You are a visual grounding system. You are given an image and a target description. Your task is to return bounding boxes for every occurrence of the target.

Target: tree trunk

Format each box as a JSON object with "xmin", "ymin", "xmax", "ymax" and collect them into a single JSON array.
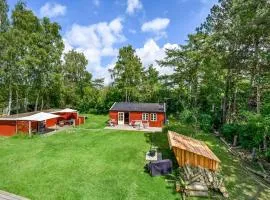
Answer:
[
  {"xmin": 222, "ymin": 69, "xmax": 231, "ymax": 124},
  {"xmin": 254, "ymin": 36, "xmax": 261, "ymax": 114},
  {"xmin": 125, "ymin": 88, "xmax": 128, "ymax": 102},
  {"xmin": 252, "ymin": 147, "xmax": 256, "ymax": 161},
  {"xmin": 233, "ymin": 135, "xmax": 238, "ymax": 147},
  {"xmin": 7, "ymin": 85, "xmax": 12, "ymax": 116},
  {"xmin": 227, "ymin": 101, "xmax": 231, "ymax": 123},
  {"xmin": 16, "ymin": 89, "xmax": 19, "ymax": 114},
  {"xmin": 256, "ymin": 84, "xmax": 260, "ymax": 114},
  {"xmin": 41, "ymin": 96, "xmax": 44, "ymax": 111},
  {"xmin": 232, "ymin": 87, "xmax": 237, "ymax": 122},
  {"xmin": 24, "ymin": 93, "xmax": 28, "ymax": 112},
  {"xmin": 263, "ymin": 133, "xmax": 267, "ymax": 152},
  {"xmin": 34, "ymin": 93, "xmax": 39, "ymax": 111}
]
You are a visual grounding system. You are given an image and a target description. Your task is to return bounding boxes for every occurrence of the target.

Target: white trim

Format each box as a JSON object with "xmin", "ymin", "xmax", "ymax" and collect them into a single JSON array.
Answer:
[
  {"xmin": 150, "ymin": 113, "xmax": 157, "ymax": 121},
  {"xmin": 109, "ymin": 102, "xmax": 117, "ymax": 110},
  {"xmin": 52, "ymin": 108, "xmax": 77, "ymax": 113},
  {"xmin": 142, "ymin": 113, "xmax": 149, "ymax": 121}
]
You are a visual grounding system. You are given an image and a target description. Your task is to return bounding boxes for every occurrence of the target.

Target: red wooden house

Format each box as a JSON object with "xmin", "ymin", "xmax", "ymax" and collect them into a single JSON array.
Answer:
[{"xmin": 109, "ymin": 102, "xmax": 166, "ymax": 127}]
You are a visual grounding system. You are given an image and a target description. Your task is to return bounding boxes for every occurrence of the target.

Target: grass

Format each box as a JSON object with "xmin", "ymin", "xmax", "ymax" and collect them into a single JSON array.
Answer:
[
  {"xmin": 0, "ymin": 114, "xmax": 177, "ymax": 200},
  {"xmin": 0, "ymin": 114, "xmax": 270, "ymax": 199}
]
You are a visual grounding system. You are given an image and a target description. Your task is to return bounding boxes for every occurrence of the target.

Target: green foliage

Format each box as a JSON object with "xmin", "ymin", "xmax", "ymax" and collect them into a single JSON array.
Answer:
[
  {"xmin": 221, "ymin": 123, "xmax": 240, "ymax": 142},
  {"xmin": 110, "ymin": 45, "xmax": 144, "ymax": 102},
  {"xmin": 179, "ymin": 109, "xmax": 196, "ymax": 125},
  {"xmin": 199, "ymin": 113, "xmax": 212, "ymax": 132},
  {"xmin": 0, "ymin": 0, "xmax": 9, "ymax": 32}
]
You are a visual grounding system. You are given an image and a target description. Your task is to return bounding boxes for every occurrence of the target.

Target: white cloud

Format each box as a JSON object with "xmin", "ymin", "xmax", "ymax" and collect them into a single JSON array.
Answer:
[
  {"xmin": 141, "ymin": 18, "xmax": 170, "ymax": 39},
  {"xmin": 93, "ymin": 0, "xmax": 100, "ymax": 7},
  {"xmin": 141, "ymin": 18, "xmax": 170, "ymax": 32},
  {"xmin": 126, "ymin": 0, "xmax": 142, "ymax": 15},
  {"xmin": 64, "ymin": 18, "xmax": 125, "ymax": 84},
  {"xmin": 64, "ymin": 18, "xmax": 178, "ymax": 85},
  {"xmin": 40, "ymin": 2, "xmax": 66, "ymax": 18},
  {"xmin": 136, "ymin": 39, "xmax": 179, "ymax": 75}
]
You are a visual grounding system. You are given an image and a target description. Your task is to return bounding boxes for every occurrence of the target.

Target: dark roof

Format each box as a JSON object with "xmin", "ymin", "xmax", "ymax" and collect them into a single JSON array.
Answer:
[{"xmin": 110, "ymin": 102, "xmax": 166, "ymax": 113}]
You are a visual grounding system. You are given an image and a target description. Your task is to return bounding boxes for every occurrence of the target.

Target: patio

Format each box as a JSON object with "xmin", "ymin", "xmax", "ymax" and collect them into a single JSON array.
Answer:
[{"xmin": 104, "ymin": 124, "xmax": 162, "ymax": 132}]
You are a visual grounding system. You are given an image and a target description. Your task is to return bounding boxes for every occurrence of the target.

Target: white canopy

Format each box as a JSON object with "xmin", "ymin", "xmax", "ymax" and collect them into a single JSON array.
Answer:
[
  {"xmin": 19, "ymin": 112, "xmax": 59, "ymax": 121},
  {"xmin": 53, "ymin": 108, "xmax": 77, "ymax": 113}
]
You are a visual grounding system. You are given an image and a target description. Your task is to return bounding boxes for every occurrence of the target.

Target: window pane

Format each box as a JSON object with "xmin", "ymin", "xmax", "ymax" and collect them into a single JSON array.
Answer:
[
  {"xmin": 151, "ymin": 113, "xmax": 157, "ymax": 121},
  {"xmin": 142, "ymin": 113, "xmax": 148, "ymax": 120}
]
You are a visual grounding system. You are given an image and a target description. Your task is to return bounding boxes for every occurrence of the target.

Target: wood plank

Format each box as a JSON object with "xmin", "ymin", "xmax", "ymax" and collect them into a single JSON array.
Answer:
[{"xmin": 0, "ymin": 190, "xmax": 29, "ymax": 200}]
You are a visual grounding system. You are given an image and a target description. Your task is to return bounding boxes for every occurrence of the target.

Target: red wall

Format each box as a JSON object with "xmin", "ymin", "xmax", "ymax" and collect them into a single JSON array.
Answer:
[
  {"xmin": 17, "ymin": 121, "xmax": 31, "ymax": 133},
  {"xmin": 0, "ymin": 120, "xmax": 17, "ymax": 136},
  {"xmin": 46, "ymin": 118, "xmax": 58, "ymax": 128},
  {"xmin": 54, "ymin": 112, "xmax": 78, "ymax": 121},
  {"xmin": 129, "ymin": 112, "xmax": 165, "ymax": 127},
  {"xmin": 79, "ymin": 116, "xmax": 85, "ymax": 124},
  {"xmin": 109, "ymin": 111, "xmax": 118, "ymax": 123},
  {"xmin": 75, "ymin": 116, "xmax": 86, "ymax": 125},
  {"xmin": 109, "ymin": 111, "xmax": 165, "ymax": 127}
]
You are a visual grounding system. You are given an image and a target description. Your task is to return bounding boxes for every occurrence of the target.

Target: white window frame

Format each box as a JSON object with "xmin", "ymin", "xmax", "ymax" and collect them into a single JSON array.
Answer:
[
  {"xmin": 142, "ymin": 113, "xmax": 149, "ymax": 121},
  {"xmin": 150, "ymin": 113, "xmax": 157, "ymax": 121}
]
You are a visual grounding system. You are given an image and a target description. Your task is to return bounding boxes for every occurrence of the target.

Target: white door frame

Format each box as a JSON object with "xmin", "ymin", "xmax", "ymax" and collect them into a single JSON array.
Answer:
[{"xmin": 118, "ymin": 112, "xmax": 124, "ymax": 125}]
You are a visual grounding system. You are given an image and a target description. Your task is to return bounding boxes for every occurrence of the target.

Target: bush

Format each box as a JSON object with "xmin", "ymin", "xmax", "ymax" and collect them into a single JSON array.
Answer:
[
  {"xmin": 221, "ymin": 123, "xmax": 239, "ymax": 142},
  {"xmin": 199, "ymin": 114, "xmax": 212, "ymax": 132},
  {"xmin": 179, "ymin": 109, "xmax": 198, "ymax": 125}
]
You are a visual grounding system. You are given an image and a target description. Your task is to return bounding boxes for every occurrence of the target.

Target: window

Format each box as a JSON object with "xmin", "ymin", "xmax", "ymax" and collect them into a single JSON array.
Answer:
[
  {"xmin": 142, "ymin": 113, "xmax": 149, "ymax": 121},
  {"xmin": 150, "ymin": 113, "xmax": 157, "ymax": 121}
]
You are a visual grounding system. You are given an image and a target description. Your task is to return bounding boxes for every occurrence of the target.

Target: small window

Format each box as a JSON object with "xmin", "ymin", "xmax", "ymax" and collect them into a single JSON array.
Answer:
[
  {"xmin": 150, "ymin": 113, "xmax": 157, "ymax": 121},
  {"xmin": 142, "ymin": 113, "xmax": 149, "ymax": 121}
]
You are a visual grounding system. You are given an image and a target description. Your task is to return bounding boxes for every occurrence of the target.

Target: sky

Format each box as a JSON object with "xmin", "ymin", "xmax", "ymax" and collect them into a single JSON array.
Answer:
[{"xmin": 7, "ymin": 0, "xmax": 218, "ymax": 84}]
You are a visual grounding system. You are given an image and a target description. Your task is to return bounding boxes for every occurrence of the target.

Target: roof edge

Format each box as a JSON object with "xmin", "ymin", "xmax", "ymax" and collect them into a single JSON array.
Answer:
[
  {"xmin": 109, "ymin": 102, "xmax": 117, "ymax": 111},
  {"xmin": 168, "ymin": 131, "xmax": 221, "ymax": 162}
]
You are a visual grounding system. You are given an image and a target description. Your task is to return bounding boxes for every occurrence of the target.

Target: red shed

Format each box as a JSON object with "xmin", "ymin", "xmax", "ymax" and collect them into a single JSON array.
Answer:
[
  {"xmin": 51, "ymin": 108, "xmax": 85, "ymax": 126},
  {"xmin": 0, "ymin": 112, "xmax": 59, "ymax": 136},
  {"xmin": 109, "ymin": 102, "xmax": 166, "ymax": 127}
]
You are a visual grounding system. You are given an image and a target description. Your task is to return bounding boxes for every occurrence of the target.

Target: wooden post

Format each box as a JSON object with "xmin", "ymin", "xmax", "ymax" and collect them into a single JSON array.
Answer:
[
  {"xmin": 15, "ymin": 120, "xmax": 18, "ymax": 134},
  {"xmin": 29, "ymin": 121, "xmax": 32, "ymax": 137},
  {"xmin": 233, "ymin": 135, "xmax": 238, "ymax": 146},
  {"xmin": 251, "ymin": 148, "xmax": 256, "ymax": 160}
]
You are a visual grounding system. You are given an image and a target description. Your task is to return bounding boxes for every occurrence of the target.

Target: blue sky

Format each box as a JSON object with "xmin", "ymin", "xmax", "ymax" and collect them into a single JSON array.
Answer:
[{"xmin": 7, "ymin": 0, "xmax": 218, "ymax": 83}]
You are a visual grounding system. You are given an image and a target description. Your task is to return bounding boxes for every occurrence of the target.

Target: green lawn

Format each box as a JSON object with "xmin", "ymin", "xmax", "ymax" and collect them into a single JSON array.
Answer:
[
  {"xmin": 0, "ymin": 114, "xmax": 177, "ymax": 200},
  {"xmin": 0, "ymin": 114, "xmax": 270, "ymax": 200}
]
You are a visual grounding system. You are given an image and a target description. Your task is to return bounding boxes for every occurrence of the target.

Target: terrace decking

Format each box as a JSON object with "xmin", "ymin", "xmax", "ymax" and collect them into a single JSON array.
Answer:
[
  {"xmin": 104, "ymin": 125, "xmax": 162, "ymax": 132},
  {"xmin": 0, "ymin": 190, "xmax": 29, "ymax": 200}
]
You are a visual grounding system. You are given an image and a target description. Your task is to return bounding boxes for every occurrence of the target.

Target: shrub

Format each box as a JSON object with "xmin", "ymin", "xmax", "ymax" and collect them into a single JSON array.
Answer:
[
  {"xmin": 199, "ymin": 114, "xmax": 212, "ymax": 132},
  {"xmin": 221, "ymin": 123, "xmax": 239, "ymax": 142},
  {"xmin": 179, "ymin": 109, "xmax": 198, "ymax": 125}
]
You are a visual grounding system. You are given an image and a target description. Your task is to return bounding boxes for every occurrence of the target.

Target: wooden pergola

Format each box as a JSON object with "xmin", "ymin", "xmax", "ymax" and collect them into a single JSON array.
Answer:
[{"xmin": 168, "ymin": 131, "xmax": 220, "ymax": 171}]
